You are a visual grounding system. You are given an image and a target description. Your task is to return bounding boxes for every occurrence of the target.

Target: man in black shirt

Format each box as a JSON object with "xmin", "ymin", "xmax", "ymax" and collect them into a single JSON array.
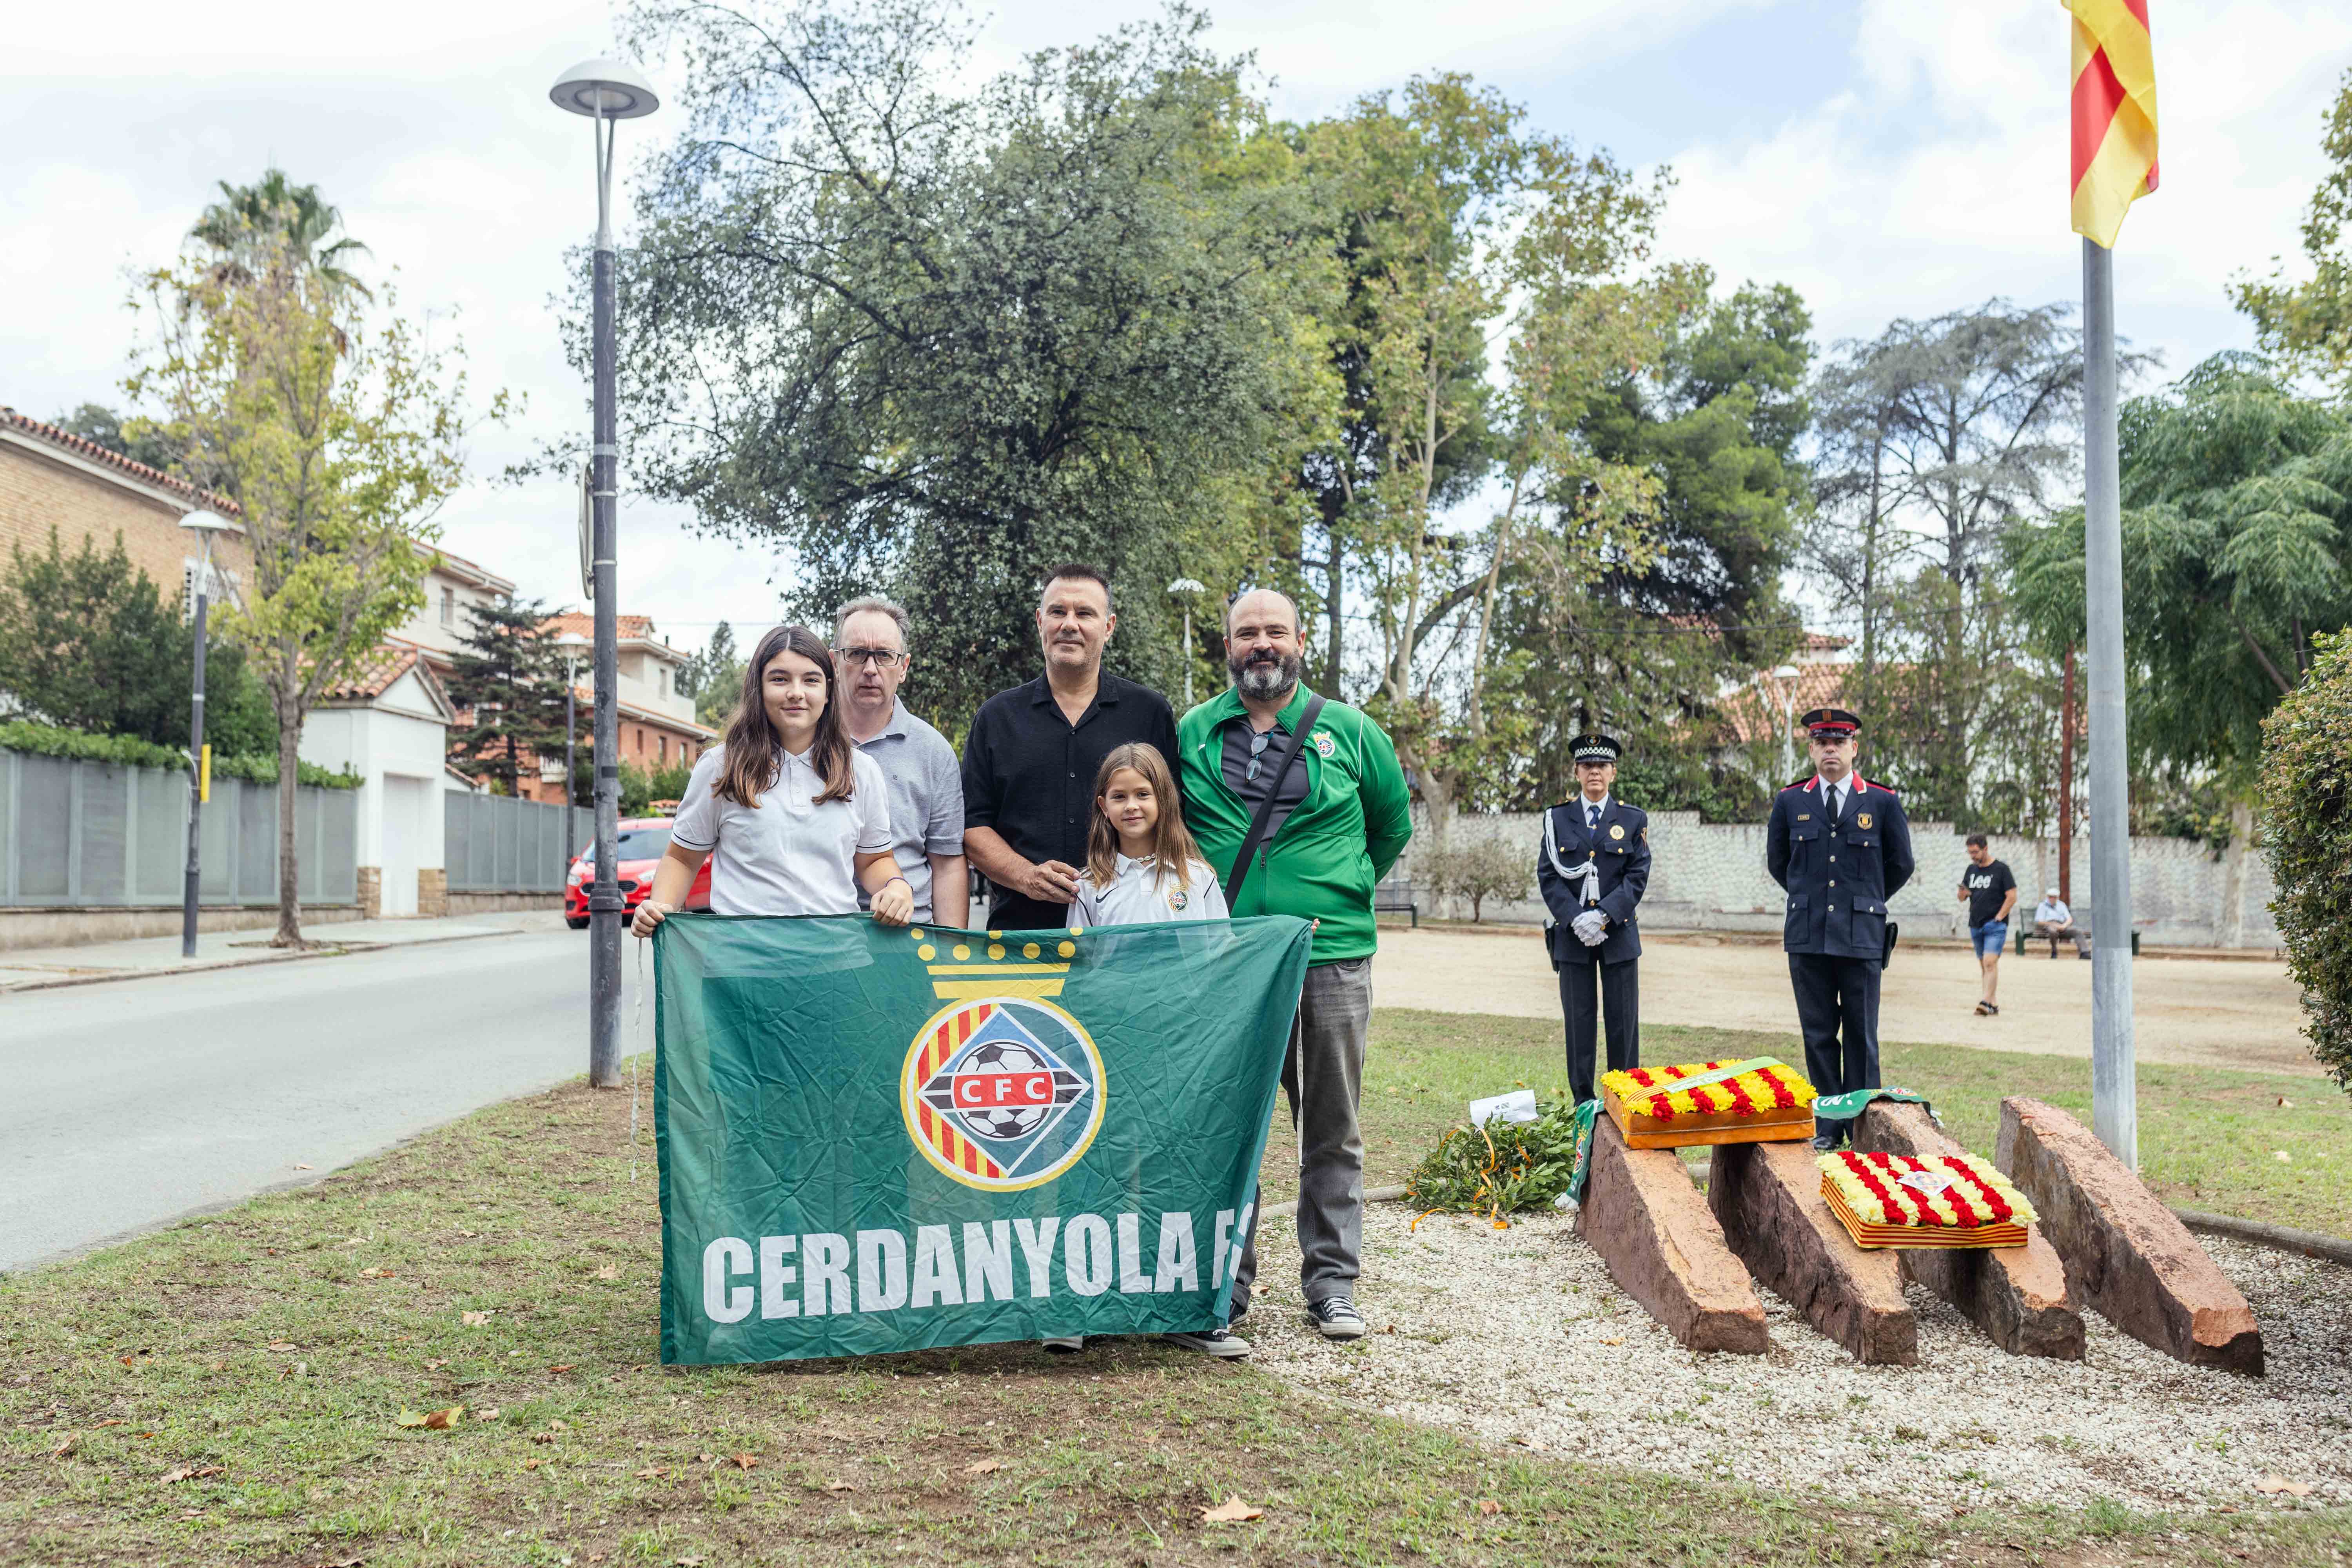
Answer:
[
  {"xmin": 961, "ymin": 564, "xmax": 1180, "ymax": 930},
  {"xmin": 1956, "ymin": 833, "xmax": 2018, "ymax": 1016}
]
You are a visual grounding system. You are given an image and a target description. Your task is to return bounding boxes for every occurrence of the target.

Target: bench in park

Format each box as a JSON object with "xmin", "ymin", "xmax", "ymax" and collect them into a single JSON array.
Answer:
[{"xmin": 1374, "ymin": 877, "xmax": 1420, "ymax": 927}]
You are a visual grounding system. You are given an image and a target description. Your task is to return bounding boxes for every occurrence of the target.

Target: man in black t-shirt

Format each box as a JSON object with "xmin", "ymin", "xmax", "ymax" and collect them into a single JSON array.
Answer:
[{"xmin": 1956, "ymin": 833, "xmax": 2018, "ymax": 1016}]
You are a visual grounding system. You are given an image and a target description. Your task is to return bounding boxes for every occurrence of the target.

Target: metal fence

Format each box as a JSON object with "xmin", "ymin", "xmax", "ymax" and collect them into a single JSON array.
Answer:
[
  {"xmin": 443, "ymin": 790, "xmax": 573, "ymax": 893},
  {"xmin": 0, "ymin": 748, "xmax": 359, "ymax": 907}
]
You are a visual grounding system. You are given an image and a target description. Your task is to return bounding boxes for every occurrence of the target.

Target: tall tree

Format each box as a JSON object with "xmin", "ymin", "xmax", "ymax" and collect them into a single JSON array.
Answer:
[
  {"xmin": 129, "ymin": 228, "xmax": 488, "ymax": 946},
  {"xmin": 2010, "ymin": 354, "xmax": 2352, "ymax": 934},
  {"xmin": 191, "ymin": 168, "xmax": 374, "ymax": 299},
  {"xmin": 2234, "ymin": 66, "xmax": 2352, "ymax": 396},
  {"xmin": 446, "ymin": 597, "xmax": 570, "ymax": 796},
  {"xmin": 603, "ymin": 0, "xmax": 1321, "ymax": 722},
  {"xmin": 0, "ymin": 526, "xmax": 271, "ymax": 755},
  {"xmin": 678, "ymin": 620, "xmax": 745, "ymax": 729}
]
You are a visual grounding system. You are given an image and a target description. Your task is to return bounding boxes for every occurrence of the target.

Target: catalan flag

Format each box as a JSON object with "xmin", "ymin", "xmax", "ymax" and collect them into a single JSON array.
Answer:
[{"xmin": 2068, "ymin": 0, "xmax": 2159, "ymax": 247}]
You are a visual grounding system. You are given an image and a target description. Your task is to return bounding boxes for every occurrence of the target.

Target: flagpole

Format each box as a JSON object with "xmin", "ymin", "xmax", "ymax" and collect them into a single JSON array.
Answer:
[{"xmin": 2082, "ymin": 235, "xmax": 2136, "ymax": 1168}]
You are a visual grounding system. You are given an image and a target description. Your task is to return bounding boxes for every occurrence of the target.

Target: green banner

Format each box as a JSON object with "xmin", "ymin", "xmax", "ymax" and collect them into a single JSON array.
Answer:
[{"xmin": 653, "ymin": 912, "xmax": 1313, "ymax": 1364}]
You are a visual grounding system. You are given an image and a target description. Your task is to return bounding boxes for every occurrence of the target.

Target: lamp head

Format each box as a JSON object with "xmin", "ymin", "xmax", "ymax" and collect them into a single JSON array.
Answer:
[
  {"xmin": 550, "ymin": 58, "xmax": 661, "ymax": 120},
  {"xmin": 178, "ymin": 508, "xmax": 236, "ymax": 535}
]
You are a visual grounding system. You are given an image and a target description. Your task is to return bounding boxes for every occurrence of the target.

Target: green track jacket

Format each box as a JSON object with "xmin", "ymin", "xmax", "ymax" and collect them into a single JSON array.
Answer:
[{"xmin": 1175, "ymin": 685, "xmax": 1414, "ymax": 965}]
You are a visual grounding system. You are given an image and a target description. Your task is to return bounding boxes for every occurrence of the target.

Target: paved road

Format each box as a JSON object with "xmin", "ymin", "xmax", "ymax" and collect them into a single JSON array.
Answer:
[{"xmin": 0, "ymin": 924, "xmax": 612, "ymax": 1273}]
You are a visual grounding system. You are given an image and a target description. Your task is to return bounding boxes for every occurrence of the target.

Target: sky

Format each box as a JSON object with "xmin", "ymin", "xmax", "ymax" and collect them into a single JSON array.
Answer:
[{"xmin": 5, "ymin": 0, "xmax": 2348, "ymax": 654}]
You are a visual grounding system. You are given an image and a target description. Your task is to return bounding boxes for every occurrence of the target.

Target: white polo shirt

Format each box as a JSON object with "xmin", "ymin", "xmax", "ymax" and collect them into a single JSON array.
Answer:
[
  {"xmin": 1071, "ymin": 855, "xmax": 1230, "ymax": 927},
  {"xmin": 671, "ymin": 742, "xmax": 893, "ymax": 916}
]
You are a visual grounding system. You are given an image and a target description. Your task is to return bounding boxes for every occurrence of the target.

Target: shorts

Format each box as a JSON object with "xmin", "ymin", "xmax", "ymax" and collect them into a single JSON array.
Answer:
[{"xmin": 1971, "ymin": 921, "xmax": 2009, "ymax": 959}]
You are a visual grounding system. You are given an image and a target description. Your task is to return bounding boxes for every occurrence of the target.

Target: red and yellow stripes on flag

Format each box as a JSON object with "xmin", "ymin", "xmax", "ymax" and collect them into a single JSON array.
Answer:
[
  {"xmin": 914, "ymin": 1004, "xmax": 1005, "ymax": 1180},
  {"xmin": 2067, "ymin": 0, "xmax": 2158, "ymax": 247}
]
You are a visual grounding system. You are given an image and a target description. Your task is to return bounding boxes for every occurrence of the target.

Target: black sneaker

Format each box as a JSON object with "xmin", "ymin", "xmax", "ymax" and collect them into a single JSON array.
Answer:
[
  {"xmin": 1306, "ymin": 1296, "xmax": 1367, "ymax": 1340},
  {"xmin": 1162, "ymin": 1327, "xmax": 1252, "ymax": 1359},
  {"xmin": 1040, "ymin": 1335, "xmax": 1084, "ymax": 1354},
  {"xmin": 1809, "ymin": 1133, "xmax": 1844, "ymax": 1152}
]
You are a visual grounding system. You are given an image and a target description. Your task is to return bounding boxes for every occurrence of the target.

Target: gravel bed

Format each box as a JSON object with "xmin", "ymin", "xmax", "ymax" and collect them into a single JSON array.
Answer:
[{"xmin": 1244, "ymin": 1205, "xmax": 2352, "ymax": 1514}]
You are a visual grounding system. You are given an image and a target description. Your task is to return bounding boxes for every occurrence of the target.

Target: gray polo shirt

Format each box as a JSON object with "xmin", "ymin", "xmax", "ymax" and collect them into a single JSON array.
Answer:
[{"xmin": 852, "ymin": 699, "xmax": 965, "ymax": 920}]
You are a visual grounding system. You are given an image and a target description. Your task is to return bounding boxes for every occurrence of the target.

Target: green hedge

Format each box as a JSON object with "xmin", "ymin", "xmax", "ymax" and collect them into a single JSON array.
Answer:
[
  {"xmin": 2259, "ymin": 629, "xmax": 2352, "ymax": 1093},
  {"xmin": 0, "ymin": 720, "xmax": 362, "ymax": 791}
]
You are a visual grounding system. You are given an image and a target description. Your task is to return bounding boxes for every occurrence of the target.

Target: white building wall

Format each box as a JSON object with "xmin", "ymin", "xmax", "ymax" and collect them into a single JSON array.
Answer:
[
  {"xmin": 299, "ymin": 670, "xmax": 453, "ymax": 916},
  {"xmin": 1401, "ymin": 809, "xmax": 2281, "ymax": 950}
]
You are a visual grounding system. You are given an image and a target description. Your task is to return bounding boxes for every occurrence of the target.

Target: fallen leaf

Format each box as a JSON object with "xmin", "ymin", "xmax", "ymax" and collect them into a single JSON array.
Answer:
[
  {"xmin": 728, "ymin": 1452, "xmax": 759, "ymax": 1470},
  {"xmin": 593, "ymin": 1265, "xmax": 620, "ymax": 1281},
  {"xmin": 1201, "ymin": 1495, "xmax": 1262, "ymax": 1523},
  {"xmin": 294, "ymin": 1163, "xmax": 312, "ymax": 1171},
  {"xmin": 2273, "ymin": 1150, "xmax": 2292, "ymax": 1163},
  {"xmin": 457, "ymin": 1229, "xmax": 478, "ymax": 1238},
  {"xmin": 1478, "ymin": 1499, "xmax": 1501, "ymax": 1515},
  {"xmin": 825, "ymin": 1479, "xmax": 856, "ymax": 1492},
  {"xmin": 474, "ymin": 1408, "xmax": 501, "ymax": 1421},
  {"xmin": 359, "ymin": 1268, "xmax": 396, "ymax": 1279},
  {"xmin": 421, "ymin": 1406, "xmax": 463, "ymax": 1431},
  {"xmin": 1601, "ymin": 1337, "xmax": 1624, "ymax": 1346},
  {"xmin": 266, "ymin": 1341, "xmax": 297, "ymax": 1352},
  {"xmin": 675, "ymin": 1557, "xmax": 706, "ymax": 1567},
  {"xmin": 461, "ymin": 1312, "xmax": 492, "ymax": 1327},
  {"xmin": 634, "ymin": 1466, "xmax": 669, "ymax": 1479},
  {"xmin": 532, "ymin": 1432, "xmax": 556, "ymax": 1445},
  {"xmin": 162, "ymin": 1464, "xmax": 223, "ymax": 1482},
  {"xmin": 136, "ymin": 1431, "xmax": 156, "ymax": 1439},
  {"xmin": 523, "ymin": 1459, "xmax": 543, "ymax": 1471},
  {"xmin": 118, "ymin": 1356, "xmax": 136, "ymax": 1368},
  {"xmin": 2254, "ymin": 1476, "xmax": 2315, "ymax": 1497},
  {"xmin": 548, "ymin": 1364, "xmax": 575, "ymax": 1374},
  {"xmin": 323, "ymin": 1557, "xmax": 364, "ymax": 1567},
  {"xmin": 963, "ymin": 1458, "xmax": 1003, "ymax": 1475},
  {"xmin": 48, "ymin": 1433, "xmax": 78, "ymax": 1459},
  {"xmin": 94, "ymin": 1419, "xmax": 124, "ymax": 1428},
  {"xmin": 697, "ymin": 1452, "xmax": 715, "ymax": 1464},
  {"xmin": 208, "ymin": 1361, "xmax": 225, "ymax": 1372},
  {"xmin": 2279, "ymin": 1096, "xmax": 2295, "ymax": 1109},
  {"xmin": 423, "ymin": 1359, "xmax": 448, "ymax": 1371}
]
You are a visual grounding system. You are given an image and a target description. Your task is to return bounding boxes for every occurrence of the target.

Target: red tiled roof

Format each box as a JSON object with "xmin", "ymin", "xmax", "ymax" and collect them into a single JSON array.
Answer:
[
  {"xmin": 0, "ymin": 406, "xmax": 240, "ymax": 515},
  {"xmin": 543, "ymin": 610, "xmax": 661, "ymax": 643},
  {"xmin": 427, "ymin": 545, "xmax": 515, "ymax": 593},
  {"xmin": 317, "ymin": 641, "xmax": 451, "ymax": 711},
  {"xmin": 1716, "ymin": 664, "xmax": 1855, "ymax": 748}
]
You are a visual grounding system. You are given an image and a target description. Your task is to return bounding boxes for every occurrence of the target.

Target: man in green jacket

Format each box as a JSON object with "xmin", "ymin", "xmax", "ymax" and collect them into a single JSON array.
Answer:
[{"xmin": 1177, "ymin": 588, "xmax": 1413, "ymax": 1341}]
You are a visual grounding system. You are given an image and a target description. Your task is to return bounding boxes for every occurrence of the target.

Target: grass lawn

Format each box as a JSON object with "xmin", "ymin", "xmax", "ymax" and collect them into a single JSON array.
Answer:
[
  {"xmin": 2, "ymin": 1019, "xmax": 2346, "ymax": 1566},
  {"xmin": 1256, "ymin": 1012, "xmax": 2352, "ymax": 1237}
]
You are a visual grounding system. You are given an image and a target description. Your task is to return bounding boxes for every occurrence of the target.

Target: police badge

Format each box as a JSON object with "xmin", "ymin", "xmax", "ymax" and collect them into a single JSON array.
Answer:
[{"xmin": 1857, "ymin": 812, "xmax": 1873, "ymax": 829}]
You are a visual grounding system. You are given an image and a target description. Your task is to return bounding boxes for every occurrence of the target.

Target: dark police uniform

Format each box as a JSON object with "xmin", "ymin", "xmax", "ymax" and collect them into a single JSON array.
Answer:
[
  {"xmin": 1765, "ymin": 708, "xmax": 1914, "ymax": 1145},
  {"xmin": 1536, "ymin": 734, "xmax": 1649, "ymax": 1104}
]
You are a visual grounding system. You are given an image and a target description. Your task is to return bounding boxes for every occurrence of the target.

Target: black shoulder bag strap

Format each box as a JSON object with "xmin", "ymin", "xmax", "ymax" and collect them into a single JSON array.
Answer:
[{"xmin": 1224, "ymin": 695, "xmax": 1327, "ymax": 907}]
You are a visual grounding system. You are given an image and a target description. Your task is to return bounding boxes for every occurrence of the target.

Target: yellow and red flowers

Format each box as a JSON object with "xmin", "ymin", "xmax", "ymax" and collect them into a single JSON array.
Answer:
[
  {"xmin": 1601, "ymin": 1060, "xmax": 1817, "ymax": 1123},
  {"xmin": 1819, "ymin": 1149, "xmax": 2038, "ymax": 1249}
]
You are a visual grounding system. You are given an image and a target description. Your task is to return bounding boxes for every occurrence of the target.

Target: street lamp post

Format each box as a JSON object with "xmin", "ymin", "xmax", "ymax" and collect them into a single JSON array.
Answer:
[
  {"xmin": 179, "ymin": 509, "xmax": 237, "ymax": 958},
  {"xmin": 1770, "ymin": 664, "xmax": 1801, "ymax": 784},
  {"xmin": 551, "ymin": 57, "xmax": 661, "ymax": 1089},
  {"xmin": 1167, "ymin": 578, "xmax": 1205, "ymax": 708},
  {"xmin": 555, "ymin": 632, "xmax": 586, "ymax": 868}
]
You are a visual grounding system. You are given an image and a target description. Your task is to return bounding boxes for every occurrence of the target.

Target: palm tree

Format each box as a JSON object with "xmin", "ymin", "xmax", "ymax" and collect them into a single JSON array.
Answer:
[{"xmin": 190, "ymin": 169, "xmax": 373, "ymax": 299}]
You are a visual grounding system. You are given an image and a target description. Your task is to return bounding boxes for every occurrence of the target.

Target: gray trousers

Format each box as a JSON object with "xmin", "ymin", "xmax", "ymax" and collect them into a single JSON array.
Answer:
[{"xmin": 1235, "ymin": 956, "xmax": 1372, "ymax": 1314}]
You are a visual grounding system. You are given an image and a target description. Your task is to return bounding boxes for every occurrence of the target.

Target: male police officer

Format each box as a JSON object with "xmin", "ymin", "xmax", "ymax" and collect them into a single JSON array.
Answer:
[
  {"xmin": 1766, "ymin": 707, "xmax": 1914, "ymax": 1149},
  {"xmin": 1537, "ymin": 734, "xmax": 1649, "ymax": 1103}
]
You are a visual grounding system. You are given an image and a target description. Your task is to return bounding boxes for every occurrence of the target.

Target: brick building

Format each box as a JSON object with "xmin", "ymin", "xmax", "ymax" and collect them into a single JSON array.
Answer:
[{"xmin": 0, "ymin": 406, "xmax": 248, "ymax": 606}]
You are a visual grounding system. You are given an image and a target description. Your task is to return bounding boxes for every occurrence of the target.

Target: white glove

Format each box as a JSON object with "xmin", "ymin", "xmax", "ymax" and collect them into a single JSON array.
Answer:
[{"xmin": 1571, "ymin": 909, "xmax": 1609, "ymax": 946}]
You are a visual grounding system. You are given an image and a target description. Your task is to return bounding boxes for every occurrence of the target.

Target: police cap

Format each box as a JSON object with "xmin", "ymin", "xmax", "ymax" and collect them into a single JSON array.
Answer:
[
  {"xmin": 1801, "ymin": 707, "xmax": 1861, "ymax": 738},
  {"xmin": 1569, "ymin": 733, "xmax": 1623, "ymax": 764}
]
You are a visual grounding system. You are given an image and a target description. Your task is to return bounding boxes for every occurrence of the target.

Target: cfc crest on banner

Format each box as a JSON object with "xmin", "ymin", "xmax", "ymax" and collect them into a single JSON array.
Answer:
[{"xmin": 901, "ymin": 995, "xmax": 1106, "ymax": 1192}]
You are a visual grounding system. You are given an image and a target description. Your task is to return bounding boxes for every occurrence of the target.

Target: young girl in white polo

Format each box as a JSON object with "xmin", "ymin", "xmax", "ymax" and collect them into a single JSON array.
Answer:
[
  {"xmin": 633, "ymin": 623, "xmax": 914, "ymax": 933},
  {"xmin": 1047, "ymin": 742, "xmax": 1243, "ymax": 1360},
  {"xmin": 1071, "ymin": 742, "xmax": 1229, "ymax": 928}
]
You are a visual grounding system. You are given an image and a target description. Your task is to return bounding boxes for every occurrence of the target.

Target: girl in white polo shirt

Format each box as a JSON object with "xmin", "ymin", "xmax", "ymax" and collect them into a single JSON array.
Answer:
[
  {"xmin": 632, "ymin": 623, "xmax": 913, "ymax": 933},
  {"xmin": 1072, "ymin": 742, "xmax": 1229, "ymax": 928}
]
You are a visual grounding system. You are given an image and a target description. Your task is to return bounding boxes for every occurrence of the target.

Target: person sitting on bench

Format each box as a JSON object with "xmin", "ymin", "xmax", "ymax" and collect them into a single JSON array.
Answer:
[{"xmin": 2031, "ymin": 888, "xmax": 2089, "ymax": 958}]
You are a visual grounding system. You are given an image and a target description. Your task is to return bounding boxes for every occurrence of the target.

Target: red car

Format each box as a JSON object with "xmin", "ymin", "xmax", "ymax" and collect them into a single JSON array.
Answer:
[{"xmin": 564, "ymin": 817, "xmax": 712, "ymax": 929}]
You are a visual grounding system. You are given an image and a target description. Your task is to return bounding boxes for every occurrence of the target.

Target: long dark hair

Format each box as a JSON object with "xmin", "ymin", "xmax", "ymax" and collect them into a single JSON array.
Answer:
[
  {"xmin": 715, "ymin": 624, "xmax": 857, "ymax": 807},
  {"xmin": 1085, "ymin": 742, "xmax": 1202, "ymax": 893}
]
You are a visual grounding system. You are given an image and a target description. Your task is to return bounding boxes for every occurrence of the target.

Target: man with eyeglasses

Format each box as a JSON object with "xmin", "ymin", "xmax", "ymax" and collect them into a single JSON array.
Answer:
[
  {"xmin": 1176, "ymin": 588, "xmax": 1412, "ymax": 1344},
  {"xmin": 835, "ymin": 595, "xmax": 967, "ymax": 927}
]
